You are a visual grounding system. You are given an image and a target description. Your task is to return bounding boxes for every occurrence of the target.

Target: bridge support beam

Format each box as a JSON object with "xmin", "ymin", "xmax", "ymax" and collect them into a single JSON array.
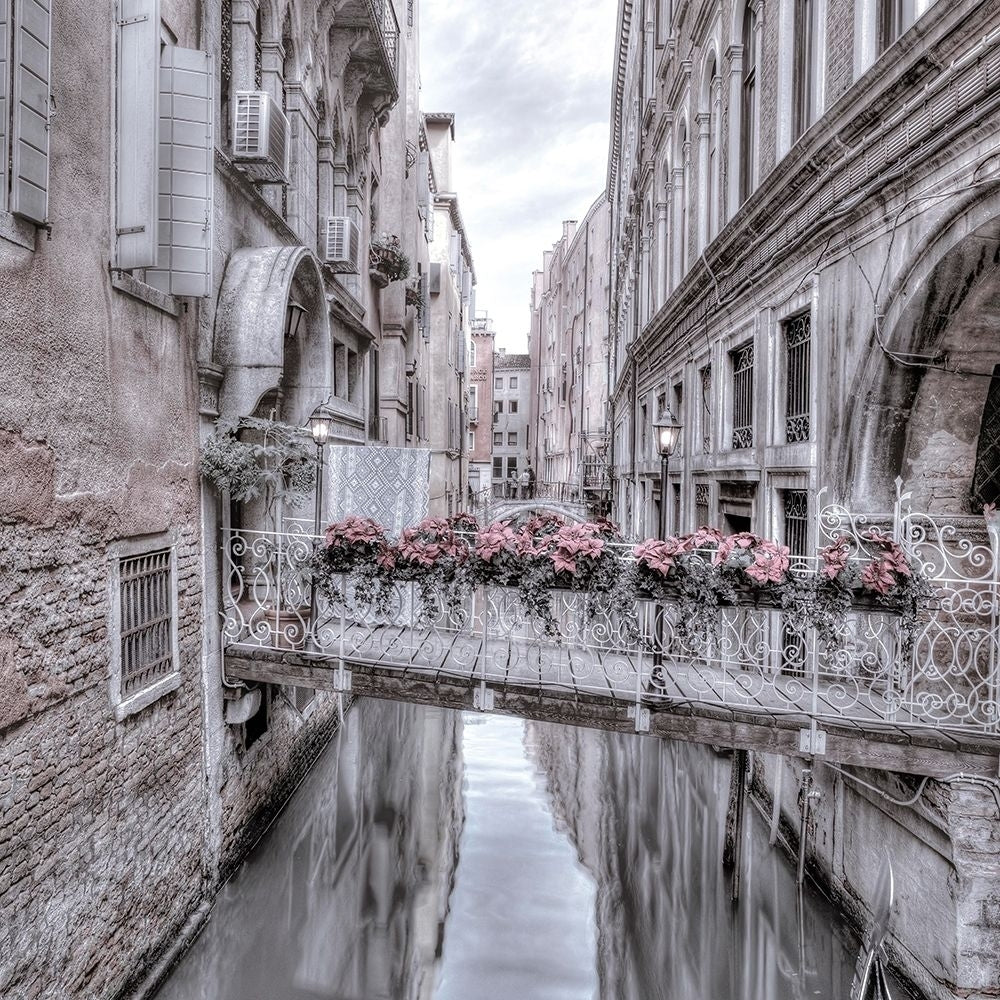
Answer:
[{"xmin": 723, "ymin": 749, "xmax": 748, "ymax": 902}]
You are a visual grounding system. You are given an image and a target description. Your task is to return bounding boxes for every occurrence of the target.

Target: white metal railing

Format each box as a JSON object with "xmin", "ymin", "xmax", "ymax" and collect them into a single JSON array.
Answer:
[{"xmin": 220, "ymin": 492, "xmax": 1000, "ymax": 738}]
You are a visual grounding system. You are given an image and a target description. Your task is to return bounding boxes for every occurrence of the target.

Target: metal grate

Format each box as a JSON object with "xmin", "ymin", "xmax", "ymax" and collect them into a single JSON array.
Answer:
[
  {"xmin": 783, "ymin": 489, "xmax": 809, "ymax": 557},
  {"xmin": 119, "ymin": 549, "xmax": 174, "ymax": 698},
  {"xmin": 700, "ymin": 365, "xmax": 712, "ymax": 453},
  {"xmin": 695, "ymin": 483, "xmax": 710, "ymax": 526},
  {"xmin": 784, "ymin": 312, "xmax": 811, "ymax": 443},
  {"xmin": 972, "ymin": 365, "xmax": 1000, "ymax": 507},
  {"xmin": 731, "ymin": 342, "xmax": 754, "ymax": 449}
]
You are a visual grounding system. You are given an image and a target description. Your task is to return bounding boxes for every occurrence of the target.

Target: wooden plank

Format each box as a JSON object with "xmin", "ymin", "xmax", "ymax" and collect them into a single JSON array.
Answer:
[{"xmin": 224, "ymin": 648, "xmax": 1000, "ymax": 778}]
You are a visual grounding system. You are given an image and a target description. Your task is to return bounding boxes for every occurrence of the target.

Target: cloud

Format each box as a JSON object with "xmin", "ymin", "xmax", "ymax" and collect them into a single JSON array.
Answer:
[{"xmin": 420, "ymin": 0, "xmax": 617, "ymax": 349}]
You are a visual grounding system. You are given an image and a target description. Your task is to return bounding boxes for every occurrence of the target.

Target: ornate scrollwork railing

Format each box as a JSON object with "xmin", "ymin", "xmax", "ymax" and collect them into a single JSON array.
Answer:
[{"xmin": 220, "ymin": 495, "xmax": 1000, "ymax": 736}]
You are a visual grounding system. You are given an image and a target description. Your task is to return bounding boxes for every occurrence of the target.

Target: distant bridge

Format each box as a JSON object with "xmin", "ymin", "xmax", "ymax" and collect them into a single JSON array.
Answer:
[
  {"xmin": 473, "ymin": 480, "xmax": 609, "ymax": 525},
  {"xmin": 221, "ymin": 503, "xmax": 1000, "ymax": 780}
]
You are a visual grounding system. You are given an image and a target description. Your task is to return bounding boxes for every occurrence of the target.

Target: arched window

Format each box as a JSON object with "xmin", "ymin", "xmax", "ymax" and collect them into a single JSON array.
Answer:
[
  {"xmin": 678, "ymin": 121, "xmax": 689, "ymax": 276},
  {"xmin": 879, "ymin": 0, "xmax": 917, "ymax": 53},
  {"xmin": 698, "ymin": 55, "xmax": 721, "ymax": 250},
  {"xmin": 793, "ymin": 0, "xmax": 817, "ymax": 139},
  {"xmin": 739, "ymin": 3, "xmax": 758, "ymax": 204}
]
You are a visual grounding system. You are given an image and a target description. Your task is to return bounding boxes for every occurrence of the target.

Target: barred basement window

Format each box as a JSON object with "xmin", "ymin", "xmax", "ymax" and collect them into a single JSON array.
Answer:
[
  {"xmin": 695, "ymin": 483, "xmax": 710, "ymax": 527},
  {"xmin": 119, "ymin": 549, "xmax": 173, "ymax": 696},
  {"xmin": 731, "ymin": 342, "xmax": 754, "ymax": 449},
  {"xmin": 784, "ymin": 312, "xmax": 811, "ymax": 442},
  {"xmin": 111, "ymin": 536, "xmax": 181, "ymax": 719}
]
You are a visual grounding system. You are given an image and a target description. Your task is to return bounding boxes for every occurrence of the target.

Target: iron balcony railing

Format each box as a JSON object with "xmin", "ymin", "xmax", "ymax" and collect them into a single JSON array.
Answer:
[
  {"xmin": 219, "ymin": 494, "xmax": 1000, "ymax": 738},
  {"xmin": 366, "ymin": 0, "xmax": 399, "ymax": 85}
]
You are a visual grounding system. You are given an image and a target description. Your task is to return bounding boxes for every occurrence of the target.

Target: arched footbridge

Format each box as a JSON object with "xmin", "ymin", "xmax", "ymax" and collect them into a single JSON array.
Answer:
[{"xmin": 222, "ymin": 505, "xmax": 1000, "ymax": 780}]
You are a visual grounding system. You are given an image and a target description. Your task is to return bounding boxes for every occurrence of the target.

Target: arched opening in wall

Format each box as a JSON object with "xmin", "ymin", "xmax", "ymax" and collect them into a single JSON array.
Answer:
[
  {"xmin": 701, "ymin": 53, "xmax": 720, "ymax": 246},
  {"xmin": 739, "ymin": 2, "xmax": 758, "ymax": 204},
  {"xmin": 841, "ymin": 206, "xmax": 1000, "ymax": 512}
]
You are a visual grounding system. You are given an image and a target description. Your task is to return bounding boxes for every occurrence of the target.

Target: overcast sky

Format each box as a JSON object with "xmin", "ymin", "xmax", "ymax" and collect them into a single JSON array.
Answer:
[{"xmin": 420, "ymin": 0, "xmax": 618, "ymax": 352}]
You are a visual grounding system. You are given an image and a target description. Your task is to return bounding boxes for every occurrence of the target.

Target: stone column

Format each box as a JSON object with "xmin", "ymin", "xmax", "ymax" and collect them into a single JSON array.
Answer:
[
  {"xmin": 230, "ymin": 0, "xmax": 259, "ymax": 91},
  {"xmin": 655, "ymin": 199, "xmax": 669, "ymax": 306},
  {"xmin": 696, "ymin": 111, "xmax": 710, "ymax": 254},
  {"xmin": 671, "ymin": 163, "xmax": 685, "ymax": 289},
  {"xmin": 725, "ymin": 43, "xmax": 744, "ymax": 222}
]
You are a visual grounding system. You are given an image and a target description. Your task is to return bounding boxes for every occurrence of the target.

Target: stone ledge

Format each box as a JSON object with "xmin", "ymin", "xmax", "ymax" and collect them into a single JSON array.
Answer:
[
  {"xmin": 114, "ymin": 672, "xmax": 182, "ymax": 722},
  {"xmin": 0, "ymin": 210, "xmax": 37, "ymax": 251},
  {"xmin": 110, "ymin": 270, "xmax": 180, "ymax": 318}
]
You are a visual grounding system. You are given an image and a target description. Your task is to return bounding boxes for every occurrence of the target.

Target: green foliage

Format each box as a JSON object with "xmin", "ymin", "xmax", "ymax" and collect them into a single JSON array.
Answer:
[{"xmin": 200, "ymin": 417, "xmax": 316, "ymax": 508}]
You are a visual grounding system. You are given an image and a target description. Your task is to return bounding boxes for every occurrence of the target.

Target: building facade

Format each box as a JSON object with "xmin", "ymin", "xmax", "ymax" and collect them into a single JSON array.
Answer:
[
  {"xmin": 528, "ymin": 196, "xmax": 611, "ymax": 502},
  {"xmin": 607, "ymin": 0, "xmax": 1000, "ymax": 994},
  {"xmin": 423, "ymin": 113, "xmax": 475, "ymax": 516},
  {"xmin": 492, "ymin": 350, "xmax": 533, "ymax": 492},
  {"xmin": 0, "ymin": 1, "xmax": 471, "ymax": 997},
  {"xmin": 467, "ymin": 314, "xmax": 497, "ymax": 500}
]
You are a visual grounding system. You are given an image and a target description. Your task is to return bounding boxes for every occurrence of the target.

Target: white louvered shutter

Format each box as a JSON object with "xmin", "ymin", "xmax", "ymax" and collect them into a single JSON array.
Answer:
[
  {"xmin": 147, "ymin": 46, "xmax": 213, "ymax": 297},
  {"xmin": 114, "ymin": 0, "xmax": 160, "ymax": 269},
  {"xmin": 9, "ymin": 0, "xmax": 50, "ymax": 223},
  {"xmin": 0, "ymin": 2, "xmax": 10, "ymax": 212}
]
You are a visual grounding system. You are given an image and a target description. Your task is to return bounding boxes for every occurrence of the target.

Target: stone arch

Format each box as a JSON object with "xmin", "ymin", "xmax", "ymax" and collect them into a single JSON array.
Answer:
[
  {"xmin": 489, "ymin": 501, "xmax": 593, "ymax": 525},
  {"xmin": 837, "ymin": 181, "xmax": 1000, "ymax": 511},
  {"xmin": 213, "ymin": 245, "xmax": 332, "ymax": 425}
]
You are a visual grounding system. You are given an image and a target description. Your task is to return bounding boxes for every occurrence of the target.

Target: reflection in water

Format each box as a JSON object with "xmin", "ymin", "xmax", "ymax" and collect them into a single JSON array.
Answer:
[
  {"xmin": 155, "ymin": 701, "xmax": 464, "ymax": 1000},
  {"xmin": 531, "ymin": 722, "xmax": 864, "ymax": 1000},
  {"xmin": 436, "ymin": 715, "xmax": 597, "ymax": 1000},
  {"xmin": 155, "ymin": 701, "xmax": 871, "ymax": 1000}
]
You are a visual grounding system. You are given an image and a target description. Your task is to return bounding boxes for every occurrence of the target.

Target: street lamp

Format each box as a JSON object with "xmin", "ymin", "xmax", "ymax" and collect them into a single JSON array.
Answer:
[
  {"xmin": 308, "ymin": 404, "xmax": 334, "ymax": 537},
  {"xmin": 285, "ymin": 298, "xmax": 307, "ymax": 341},
  {"xmin": 652, "ymin": 409, "xmax": 683, "ymax": 539}
]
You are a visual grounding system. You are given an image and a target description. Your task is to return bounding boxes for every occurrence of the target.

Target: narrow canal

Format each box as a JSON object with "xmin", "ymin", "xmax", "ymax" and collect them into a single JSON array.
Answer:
[{"xmin": 154, "ymin": 700, "xmax": 880, "ymax": 999}]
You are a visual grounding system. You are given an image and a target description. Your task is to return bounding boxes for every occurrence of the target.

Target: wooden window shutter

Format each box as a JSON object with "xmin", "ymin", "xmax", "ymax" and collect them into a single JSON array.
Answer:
[
  {"xmin": 0, "ymin": 2, "xmax": 10, "ymax": 212},
  {"xmin": 418, "ymin": 383, "xmax": 426, "ymax": 439},
  {"xmin": 114, "ymin": 0, "xmax": 160, "ymax": 270},
  {"xmin": 9, "ymin": 0, "xmax": 51, "ymax": 223},
  {"xmin": 147, "ymin": 46, "xmax": 214, "ymax": 297}
]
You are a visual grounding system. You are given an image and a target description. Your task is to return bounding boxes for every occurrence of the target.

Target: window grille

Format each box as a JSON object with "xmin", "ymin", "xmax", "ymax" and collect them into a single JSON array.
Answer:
[
  {"xmin": 731, "ymin": 342, "xmax": 754, "ymax": 449},
  {"xmin": 672, "ymin": 484, "xmax": 681, "ymax": 534},
  {"xmin": 783, "ymin": 489, "xmax": 810, "ymax": 558},
  {"xmin": 784, "ymin": 312, "xmax": 811, "ymax": 443},
  {"xmin": 700, "ymin": 366, "xmax": 712, "ymax": 454},
  {"xmin": 695, "ymin": 483, "xmax": 710, "ymax": 526},
  {"xmin": 254, "ymin": 8, "xmax": 263, "ymax": 88},
  {"xmin": 972, "ymin": 365, "xmax": 1000, "ymax": 507},
  {"xmin": 119, "ymin": 548, "xmax": 174, "ymax": 698}
]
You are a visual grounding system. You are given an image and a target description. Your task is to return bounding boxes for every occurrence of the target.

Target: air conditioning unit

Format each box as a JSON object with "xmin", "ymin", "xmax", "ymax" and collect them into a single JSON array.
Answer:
[
  {"xmin": 232, "ymin": 91, "xmax": 289, "ymax": 184},
  {"xmin": 321, "ymin": 217, "xmax": 361, "ymax": 273}
]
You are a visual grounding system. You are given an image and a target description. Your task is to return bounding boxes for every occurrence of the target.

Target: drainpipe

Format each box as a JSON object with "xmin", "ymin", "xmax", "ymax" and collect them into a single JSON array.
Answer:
[{"xmin": 578, "ymin": 221, "xmax": 589, "ymax": 501}]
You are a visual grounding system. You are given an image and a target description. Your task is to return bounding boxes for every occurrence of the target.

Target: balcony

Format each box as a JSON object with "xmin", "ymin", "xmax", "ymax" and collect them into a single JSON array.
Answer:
[{"xmin": 331, "ymin": 0, "xmax": 400, "ymax": 102}]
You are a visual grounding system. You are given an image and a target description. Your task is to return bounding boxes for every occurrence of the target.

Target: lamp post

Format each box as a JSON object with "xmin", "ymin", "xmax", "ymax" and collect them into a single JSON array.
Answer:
[
  {"xmin": 651, "ymin": 409, "xmax": 682, "ymax": 670},
  {"xmin": 652, "ymin": 409, "xmax": 683, "ymax": 539},
  {"xmin": 306, "ymin": 405, "xmax": 333, "ymax": 650},
  {"xmin": 308, "ymin": 405, "xmax": 333, "ymax": 537}
]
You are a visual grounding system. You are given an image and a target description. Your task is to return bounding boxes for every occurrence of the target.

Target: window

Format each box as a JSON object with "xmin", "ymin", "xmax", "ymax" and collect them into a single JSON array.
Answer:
[
  {"xmin": 111, "ymin": 535, "xmax": 180, "ymax": 719},
  {"xmin": 506, "ymin": 457, "xmax": 518, "ymax": 477},
  {"xmin": 879, "ymin": 0, "xmax": 917, "ymax": 52},
  {"xmin": 783, "ymin": 489, "xmax": 810, "ymax": 557},
  {"xmin": 468, "ymin": 384, "xmax": 478, "ymax": 420},
  {"xmin": 496, "ymin": 400, "xmax": 504, "ymax": 414},
  {"xmin": 507, "ymin": 432, "xmax": 517, "ymax": 446},
  {"xmin": 406, "ymin": 378, "xmax": 415, "ymax": 438},
  {"xmin": 784, "ymin": 311, "xmax": 811, "ymax": 442},
  {"xmin": 494, "ymin": 376, "xmax": 503, "ymax": 390},
  {"xmin": 672, "ymin": 484, "xmax": 681, "ymax": 534},
  {"xmin": 793, "ymin": 0, "xmax": 817, "ymax": 139},
  {"xmin": 731, "ymin": 342, "xmax": 754, "ymax": 449},
  {"xmin": 702, "ymin": 55, "xmax": 721, "ymax": 246},
  {"xmin": 470, "ymin": 341, "xmax": 477, "ymax": 368},
  {"xmin": 739, "ymin": 3, "xmax": 759, "ymax": 204},
  {"xmin": 493, "ymin": 457, "xmax": 503, "ymax": 478},
  {"xmin": 700, "ymin": 365, "xmax": 712, "ymax": 454},
  {"xmin": 0, "ymin": 0, "xmax": 52, "ymax": 225},
  {"xmin": 510, "ymin": 376, "xmax": 518, "ymax": 389},
  {"xmin": 673, "ymin": 381, "xmax": 684, "ymax": 456},
  {"xmin": 114, "ymin": 8, "xmax": 213, "ymax": 294},
  {"xmin": 509, "ymin": 400, "xmax": 518, "ymax": 414},
  {"xmin": 467, "ymin": 431, "xmax": 475, "ymax": 451},
  {"xmin": 972, "ymin": 365, "xmax": 1000, "ymax": 507},
  {"xmin": 695, "ymin": 483, "xmax": 710, "ymax": 526},
  {"xmin": 493, "ymin": 431, "xmax": 502, "ymax": 446}
]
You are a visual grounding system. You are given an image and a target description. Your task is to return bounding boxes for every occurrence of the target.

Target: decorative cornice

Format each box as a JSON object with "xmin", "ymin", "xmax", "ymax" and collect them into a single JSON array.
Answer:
[{"xmin": 607, "ymin": 0, "xmax": 635, "ymax": 195}]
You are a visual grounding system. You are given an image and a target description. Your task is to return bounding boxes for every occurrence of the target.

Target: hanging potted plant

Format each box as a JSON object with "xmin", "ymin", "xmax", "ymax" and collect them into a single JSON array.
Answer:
[{"xmin": 369, "ymin": 233, "xmax": 411, "ymax": 288}]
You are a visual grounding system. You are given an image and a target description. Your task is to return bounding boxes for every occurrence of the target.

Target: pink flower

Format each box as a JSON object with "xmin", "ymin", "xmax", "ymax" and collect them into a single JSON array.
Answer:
[
  {"xmin": 634, "ymin": 537, "xmax": 683, "ymax": 576},
  {"xmin": 819, "ymin": 536, "xmax": 851, "ymax": 580},
  {"xmin": 475, "ymin": 521, "xmax": 518, "ymax": 561},
  {"xmin": 860, "ymin": 559, "xmax": 896, "ymax": 595},
  {"xmin": 713, "ymin": 531, "xmax": 762, "ymax": 566},
  {"xmin": 744, "ymin": 541, "xmax": 790, "ymax": 585}
]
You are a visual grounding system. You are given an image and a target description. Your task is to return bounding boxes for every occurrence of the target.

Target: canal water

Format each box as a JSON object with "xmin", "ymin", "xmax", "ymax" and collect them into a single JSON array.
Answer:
[{"xmin": 155, "ymin": 701, "xmax": 875, "ymax": 1000}]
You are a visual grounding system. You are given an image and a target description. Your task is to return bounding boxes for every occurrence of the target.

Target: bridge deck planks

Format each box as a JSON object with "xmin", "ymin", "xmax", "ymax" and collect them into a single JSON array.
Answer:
[{"xmin": 224, "ymin": 641, "xmax": 1000, "ymax": 779}]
